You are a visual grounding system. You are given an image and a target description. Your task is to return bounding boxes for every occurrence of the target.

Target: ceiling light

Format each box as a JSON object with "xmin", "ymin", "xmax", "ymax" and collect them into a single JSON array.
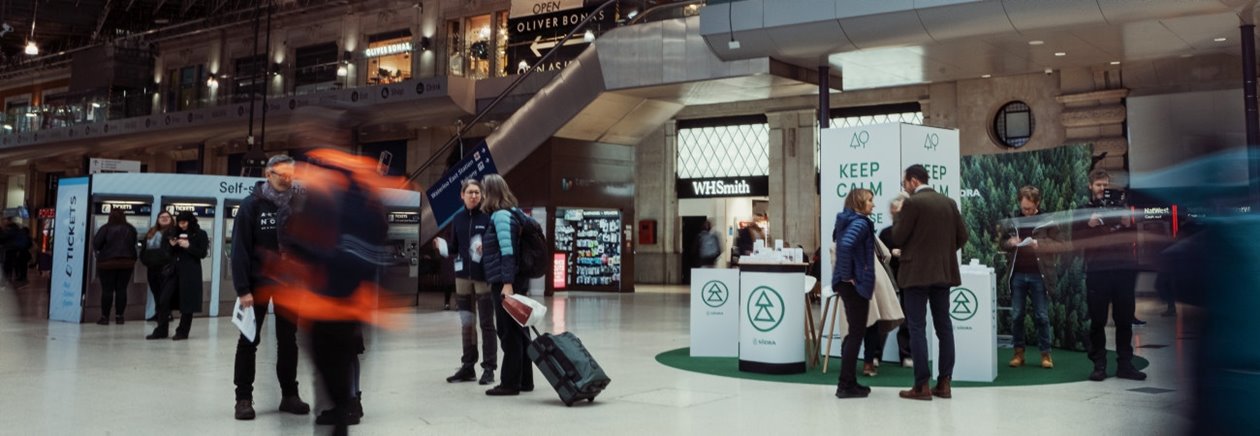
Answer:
[
  {"xmin": 583, "ymin": 30, "xmax": 595, "ymax": 42},
  {"xmin": 1110, "ymin": 61, "xmax": 1121, "ymax": 65},
  {"xmin": 91, "ymin": 102, "xmax": 101, "ymax": 108},
  {"xmin": 336, "ymin": 65, "xmax": 348, "ymax": 77},
  {"xmin": 24, "ymin": 41, "xmax": 38, "ymax": 56},
  {"xmin": 627, "ymin": 10, "xmax": 639, "ymax": 20},
  {"xmin": 1180, "ymin": 53, "xmax": 1193, "ymax": 58},
  {"xmin": 981, "ymin": 74, "xmax": 992, "ymax": 78},
  {"xmin": 2, "ymin": 125, "xmax": 11, "ymax": 130},
  {"xmin": 24, "ymin": 112, "xmax": 36, "ymax": 118},
  {"xmin": 1214, "ymin": 37, "xmax": 1227, "ymax": 42},
  {"xmin": 1054, "ymin": 52, "xmax": 1066, "ymax": 57},
  {"xmin": 1028, "ymin": 40, "xmax": 1044, "ymax": 46}
]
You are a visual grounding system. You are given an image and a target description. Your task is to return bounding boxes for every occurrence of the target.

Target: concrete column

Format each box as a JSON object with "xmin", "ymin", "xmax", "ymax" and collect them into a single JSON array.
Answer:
[
  {"xmin": 633, "ymin": 122, "xmax": 680, "ymax": 284},
  {"xmin": 767, "ymin": 110, "xmax": 822, "ymax": 253}
]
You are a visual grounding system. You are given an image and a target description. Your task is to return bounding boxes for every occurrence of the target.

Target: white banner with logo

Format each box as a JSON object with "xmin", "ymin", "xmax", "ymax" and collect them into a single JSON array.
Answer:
[
  {"xmin": 49, "ymin": 177, "xmax": 91, "ymax": 323},
  {"xmin": 738, "ymin": 270, "xmax": 805, "ymax": 368},
  {"xmin": 690, "ymin": 268, "xmax": 740, "ymax": 357},
  {"xmin": 819, "ymin": 123, "xmax": 960, "ymax": 357}
]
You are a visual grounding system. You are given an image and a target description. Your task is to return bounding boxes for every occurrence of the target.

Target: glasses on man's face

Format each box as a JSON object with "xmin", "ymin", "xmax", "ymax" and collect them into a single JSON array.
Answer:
[{"xmin": 268, "ymin": 171, "xmax": 293, "ymax": 179}]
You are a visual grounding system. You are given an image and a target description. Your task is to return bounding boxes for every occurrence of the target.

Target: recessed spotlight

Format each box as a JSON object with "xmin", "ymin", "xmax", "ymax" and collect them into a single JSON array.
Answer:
[
  {"xmin": 981, "ymin": 74, "xmax": 992, "ymax": 78},
  {"xmin": 1054, "ymin": 52, "xmax": 1067, "ymax": 57},
  {"xmin": 1110, "ymin": 61, "xmax": 1121, "ymax": 65},
  {"xmin": 1028, "ymin": 40, "xmax": 1044, "ymax": 46},
  {"xmin": 1180, "ymin": 53, "xmax": 1193, "ymax": 58}
]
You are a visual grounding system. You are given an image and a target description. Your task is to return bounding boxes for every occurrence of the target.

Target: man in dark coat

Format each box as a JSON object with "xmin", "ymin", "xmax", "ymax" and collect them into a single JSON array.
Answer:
[
  {"xmin": 230, "ymin": 155, "xmax": 311, "ymax": 420},
  {"xmin": 891, "ymin": 164, "xmax": 968, "ymax": 401}
]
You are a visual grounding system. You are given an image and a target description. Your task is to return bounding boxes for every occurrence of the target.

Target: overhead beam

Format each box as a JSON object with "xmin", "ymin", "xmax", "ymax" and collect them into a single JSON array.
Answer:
[
  {"xmin": 92, "ymin": 0, "xmax": 115, "ymax": 41},
  {"xmin": 182, "ymin": 0, "xmax": 202, "ymax": 16},
  {"xmin": 154, "ymin": 0, "xmax": 169, "ymax": 15}
]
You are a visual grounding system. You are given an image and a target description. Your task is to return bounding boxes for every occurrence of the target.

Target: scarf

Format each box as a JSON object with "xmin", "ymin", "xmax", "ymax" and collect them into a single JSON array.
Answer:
[{"xmin": 260, "ymin": 182, "xmax": 294, "ymax": 229}]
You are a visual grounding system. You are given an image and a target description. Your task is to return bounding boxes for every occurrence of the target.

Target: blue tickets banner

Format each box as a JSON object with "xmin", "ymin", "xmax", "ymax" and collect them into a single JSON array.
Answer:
[
  {"xmin": 50, "ymin": 177, "xmax": 91, "ymax": 323},
  {"xmin": 426, "ymin": 141, "xmax": 499, "ymax": 229}
]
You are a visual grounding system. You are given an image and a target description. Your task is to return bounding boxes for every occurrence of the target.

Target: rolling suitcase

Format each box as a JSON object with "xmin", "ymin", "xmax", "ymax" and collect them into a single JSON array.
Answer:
[{"xmin": 527, "ymin": 327, "xmax": 611, "ymax": 406}]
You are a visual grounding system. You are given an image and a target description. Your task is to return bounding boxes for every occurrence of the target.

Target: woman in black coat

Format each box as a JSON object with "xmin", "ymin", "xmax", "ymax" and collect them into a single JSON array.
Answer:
[
  {"xmin": 92, "ymin": 208, "xmax": 138, "ymax": 325},
  {"xmin": 147, "ymin": 211, "xmax": 208, "ymax": 340}
]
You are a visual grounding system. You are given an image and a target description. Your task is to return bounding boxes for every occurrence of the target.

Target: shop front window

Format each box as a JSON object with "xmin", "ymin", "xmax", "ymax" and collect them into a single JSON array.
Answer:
[
  {"xmin": 164, "ymin": 64, "xmax": 204, "ymax": 112},
  {"xmin": 447, "ymin": 12, "xmax": 508, "ymax": 80},
  {"xmin": 365, "ymin": 30, "xmax": 414, "ymax": 85},
  {"xmin": 294, "ymin": 42, "xmax": 339, "ymax": 93},
  {"xmin": 233, "ymin": 55, "xmax": 268, "ymax": 103}
]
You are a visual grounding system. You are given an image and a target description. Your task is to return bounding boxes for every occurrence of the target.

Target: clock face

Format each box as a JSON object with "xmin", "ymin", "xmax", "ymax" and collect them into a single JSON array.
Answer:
[{"xmin": 994, "ymin": 101, "xmax": 1034, "ymax": 149}]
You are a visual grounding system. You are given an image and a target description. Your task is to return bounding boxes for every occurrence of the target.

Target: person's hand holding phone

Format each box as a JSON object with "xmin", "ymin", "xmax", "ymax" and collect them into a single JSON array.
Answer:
[{"xmin": 177, "ymin": 233, "xmax": 190, "ymax": 248}]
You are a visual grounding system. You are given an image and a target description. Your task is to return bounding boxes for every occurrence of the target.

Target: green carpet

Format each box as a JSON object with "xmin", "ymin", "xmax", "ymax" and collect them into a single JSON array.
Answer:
[{"xmin": 656, "ymin": 347, "xmax": 1149, "ymax": 388}]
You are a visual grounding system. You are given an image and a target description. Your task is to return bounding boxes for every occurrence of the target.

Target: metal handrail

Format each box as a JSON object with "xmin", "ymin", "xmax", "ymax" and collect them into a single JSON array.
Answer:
[{"xmin": 402, "ymin": 0, "xmax": 620, "ymax": 187}]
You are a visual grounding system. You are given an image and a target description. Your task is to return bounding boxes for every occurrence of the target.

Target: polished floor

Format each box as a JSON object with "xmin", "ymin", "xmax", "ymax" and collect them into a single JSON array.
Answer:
[{"xmin": 1, "ymin": 279, "xmax": 1195, "ymax": 436}]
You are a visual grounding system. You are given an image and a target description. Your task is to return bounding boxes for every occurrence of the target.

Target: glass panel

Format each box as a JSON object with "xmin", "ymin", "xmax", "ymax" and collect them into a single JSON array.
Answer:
[
  {"xmin": 464, "ymin": 14, "xmax": 493, "ymax": 80},
  {"xmin": 677, "ymin": 122, "xmax": 770, "ymax": 179}
]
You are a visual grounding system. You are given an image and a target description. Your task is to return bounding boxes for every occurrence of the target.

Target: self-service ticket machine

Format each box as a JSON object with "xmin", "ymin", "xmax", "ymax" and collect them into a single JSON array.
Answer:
[
  {"xmin": 161, "ymin": 198, "xmax": 217, "ymax": 316},
  {"xmin": 383, "ymin": 210, "xmax": 420, "ymax": 306},
  {"xmin": 84, "ymin": 198, "xmax": 154, "ymax": 322},
  {"xmin": 220, "ymin": 201, "xmax": 242, "ymax": 316}
]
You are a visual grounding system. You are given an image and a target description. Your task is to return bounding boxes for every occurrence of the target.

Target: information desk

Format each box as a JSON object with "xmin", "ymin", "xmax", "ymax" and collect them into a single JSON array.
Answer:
[{"xmin": 737, "ymin": 262, "xmax": 809, "ymax": 374}]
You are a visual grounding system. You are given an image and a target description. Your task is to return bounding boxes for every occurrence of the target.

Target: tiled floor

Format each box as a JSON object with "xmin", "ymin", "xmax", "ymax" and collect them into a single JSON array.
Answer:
[{"xmin": 0, "ymin": 280, "xmax": 1194, "ymax": 435}]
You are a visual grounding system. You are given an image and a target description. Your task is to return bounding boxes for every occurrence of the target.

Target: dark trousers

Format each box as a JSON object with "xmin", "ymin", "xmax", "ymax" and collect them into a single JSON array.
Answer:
[
  {"xmin": 904, "ymin": 285, "xmax": 955, "ymax": 387},
  {"xmin": 310, "ymin": 321, "xmax": 359, "ymax": 431},
  {"xmin": 234, "ymin": 296, "xmax": 301, "ymax": 400},
  {"xmin": 4, "ymin": 249, "xmax": 29, "ymax": 282},
  {"xmin": 98, "ymin": 268, "xmax": 133, "ymax": 318},
  {"xmin": 153, "ymin": 275, "xmax": 193, "ymax": 335},
  {"xmin": 836, "ymin": 282, "xmax": 870, "ymax": 389},
  {"xmin": 491, "ymin": 281, "xmax": 534, "ymax": 391},
  {"xmin": 146, "ymin": 266, "xmax": 167, "ymax": 309},
  {"xmin": 863, "ymin": 291, "xmax": 911, "ymax": 363},
  {"xmin": 457, "ymin": 292, "xmax": 499, "ymax": 371},
  {"xmin": 1087, "ymin": 270, "xmax": 1137, "ymax": 369}
]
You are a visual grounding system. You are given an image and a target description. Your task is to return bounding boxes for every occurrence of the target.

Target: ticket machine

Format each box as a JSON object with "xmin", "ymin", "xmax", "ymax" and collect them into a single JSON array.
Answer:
[
  {"xmin": 382, "ymin": 210, "xmax": 420, "ymax": 306},
  {"xmin": 161, "ymin": 198, "xmax": 217, "ymax": 315},
  {"xmin": 218, "ymin": 201, "xmax": 242, "ymax": 316},
  {"xmin": 85, "ymin": 197, "xmax": 154, "ymax": 322}
]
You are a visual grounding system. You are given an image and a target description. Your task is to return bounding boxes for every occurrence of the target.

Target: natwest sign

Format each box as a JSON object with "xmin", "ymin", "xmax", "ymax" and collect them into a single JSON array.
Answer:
[{"xmin": 676, "ymin": 176, "xmax": 769, "ymax": 199}]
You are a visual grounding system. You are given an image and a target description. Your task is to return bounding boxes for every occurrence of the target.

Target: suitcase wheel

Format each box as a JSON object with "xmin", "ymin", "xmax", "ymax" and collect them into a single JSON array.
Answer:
[
  {"xmin": 587, "ymin": 398, "xmax": 594, "ymax": 403},
  {"xmin": 564, "ymin": 400, "xmax": 573, "ymax": 407}
]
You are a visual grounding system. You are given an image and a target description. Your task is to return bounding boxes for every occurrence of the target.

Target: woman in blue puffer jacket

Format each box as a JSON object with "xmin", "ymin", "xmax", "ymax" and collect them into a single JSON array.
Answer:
[
  {"xmin": 832, "ymin": 187, "xmax": 876, "ymax": 399},
  {"xmin": 478, "ymin": 174, "xmax": 535, "ymax": 397}
]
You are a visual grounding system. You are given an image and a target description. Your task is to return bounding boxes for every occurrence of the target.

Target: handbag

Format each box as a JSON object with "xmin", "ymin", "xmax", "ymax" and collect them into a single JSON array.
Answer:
[{"xmin": 502, "ymin": 293, "xmax": 548, "ymax": 327}]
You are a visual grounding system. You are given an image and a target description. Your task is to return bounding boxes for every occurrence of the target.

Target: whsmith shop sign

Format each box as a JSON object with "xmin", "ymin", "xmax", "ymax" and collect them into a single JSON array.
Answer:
[
  {"xmin": 507, "ymin": 0, "xmax": 618, "ymax": 74},
  {"xmin": 676, "ymin": 176, "xmax": 769, "ymax": 199}
]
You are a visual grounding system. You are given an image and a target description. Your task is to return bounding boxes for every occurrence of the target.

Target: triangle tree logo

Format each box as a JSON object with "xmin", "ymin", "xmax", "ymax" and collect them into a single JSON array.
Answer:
[
  {"xmin": 949, "ymin": 287, "xmax": 978, "ymax": 321},
  {"xmin": 747, "ymin": 286, "xmax": 785, "ymax": 332},
  {"xmin": 702, "ymin": 280, "xmax": 729, "ymax": 308}
]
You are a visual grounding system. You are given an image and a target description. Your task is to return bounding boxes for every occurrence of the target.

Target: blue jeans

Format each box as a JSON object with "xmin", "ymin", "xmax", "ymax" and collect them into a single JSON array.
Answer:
[{"xmin": 1010, "ymin": 272, "xmax": 1052, "ymax": 352}]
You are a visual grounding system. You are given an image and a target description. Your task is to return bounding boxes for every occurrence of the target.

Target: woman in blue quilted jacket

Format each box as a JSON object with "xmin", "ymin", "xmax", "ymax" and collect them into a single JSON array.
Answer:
[
  {"xmin": 478, "ymin": 174, "xmax": 535, "ymax": 397},
  {"xmin": 832, "ymin": 187, "xmax": 876, "ymax": 399}
]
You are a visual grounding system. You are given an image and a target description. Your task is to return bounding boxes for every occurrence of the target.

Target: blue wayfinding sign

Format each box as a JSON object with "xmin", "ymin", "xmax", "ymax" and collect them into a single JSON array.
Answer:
[{"xmin": 426, "ymin": 141, "xmax": 499, "ymax": 229}]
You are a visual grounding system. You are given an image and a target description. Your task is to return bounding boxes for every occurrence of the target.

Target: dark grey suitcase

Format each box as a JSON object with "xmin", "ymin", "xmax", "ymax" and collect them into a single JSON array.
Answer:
[{"xmin": 527, "ymin": 327, "xmax": 611, "ymax": 406}]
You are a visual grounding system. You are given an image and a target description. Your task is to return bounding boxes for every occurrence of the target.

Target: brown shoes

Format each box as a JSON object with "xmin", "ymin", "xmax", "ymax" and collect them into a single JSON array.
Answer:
[
  {"xmin": 932, "ymin": 377, "xmax": 952, "ymax": 399},
  {"xmin": 863, "ymin": 362, "xmax": 878, "ymax": 377},
  {"xmin": 1041, "ymin": 352, "xmax": 1054, "ymax": 369},
  {"xmin": 899, "ymin": 384, "xmax": 932, "ymax": 401},
  {"xmin": 1009, "ymin": 347, "xmax": 1025, "ymax": 367}
]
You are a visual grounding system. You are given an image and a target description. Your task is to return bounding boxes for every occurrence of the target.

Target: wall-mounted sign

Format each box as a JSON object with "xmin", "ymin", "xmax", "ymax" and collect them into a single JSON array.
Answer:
[
  {"xmin": 507, "ymin": 0, "xmax": 616, "ymax": 74},
  {"xmin": 676, "ymin": 176, "xmax": 770, "ymax": 199},
  {"xmin": 94, "ymin": 202, "xmax": 152, "ymax": 216},
  {"xmin": 388, "ymin": 212, "xmax": 421, "ymax": 224},
  {"xmin": 89, "ymin": 158, "xmax": 141, "ymax": 174},
  {"xmin": 364, "ymin": 42, "xmax": 413, "ymax": 58}
]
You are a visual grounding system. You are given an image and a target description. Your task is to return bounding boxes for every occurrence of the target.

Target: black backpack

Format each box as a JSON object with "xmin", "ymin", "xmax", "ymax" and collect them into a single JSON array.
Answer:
[{"xmin": 511, "ymin": 209, "xmax": 549, "ymax": 279}]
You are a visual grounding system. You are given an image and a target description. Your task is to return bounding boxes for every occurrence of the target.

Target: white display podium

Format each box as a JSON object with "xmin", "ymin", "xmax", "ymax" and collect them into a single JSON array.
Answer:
[
  {"xmin": 932, "ymin": 262, "xmax": 998, "ymax": 382},
  {"xmin": 690, "ymin": 268, "xmax": 741, "ymax": 357},
  {"xmin": 737, "ymin": 262, "xmax": 809, "ymax": 374}
]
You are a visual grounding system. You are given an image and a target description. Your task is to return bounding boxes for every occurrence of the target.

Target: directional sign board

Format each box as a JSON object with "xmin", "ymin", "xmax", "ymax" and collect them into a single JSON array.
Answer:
[{"xmin": 507, "ymin": 0, "xmax": 618, "ymax": 74}]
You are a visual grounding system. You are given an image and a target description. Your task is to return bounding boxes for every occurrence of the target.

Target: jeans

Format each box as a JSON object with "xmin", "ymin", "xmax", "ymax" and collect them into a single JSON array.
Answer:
[
  {"xmin": 1010, "ymin": 272, "xmax": 1052, "ymax": 352},
  {"xmin": 1087, "ymin": 270, "xmax": 1136, "ymax": 369},
  {"xmin": 234, "ymin": 295, "xmax": 301, "ymax": 400},
  {"xmin": 491, "ymin": 280, "xmax": 534, "ymax": 390},
  {"xmin": 904, "ymin": 285, "xmax": 955, "ymax": 387},
  {"xmin": 836, "ymin": 282, "xmax": 870, "ymax": 389},
  {"xmin": 98, "ymin": 268, "xmax": 133, "ymax": 319}
]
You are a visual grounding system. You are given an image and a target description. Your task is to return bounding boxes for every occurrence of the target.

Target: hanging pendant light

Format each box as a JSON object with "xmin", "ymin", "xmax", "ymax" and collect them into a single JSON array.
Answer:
[
  {"xmin": 24, "ymin": 0, "xmax": 39, "ymax": 56},
  {"xmin": 24, "ymin": 41, "xmax": 38, "ymax": 56}
]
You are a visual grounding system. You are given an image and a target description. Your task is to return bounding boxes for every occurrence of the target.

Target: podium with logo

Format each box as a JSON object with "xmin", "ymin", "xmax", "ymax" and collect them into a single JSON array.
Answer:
[
  {"xmin": 737, "ymin": 262, "xmax": 809, "ymax": 374},
  {"xmin": 932, "ymin": 262, "xmax": 998, "ymax": 382},
  {"xmin": 690, "ymin": 268, "xmax": 740, "ymax": 357}
]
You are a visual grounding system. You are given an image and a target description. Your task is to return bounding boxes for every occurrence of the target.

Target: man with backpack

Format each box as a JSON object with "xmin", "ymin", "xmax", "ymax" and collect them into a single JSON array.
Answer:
[{"xmin": 694, "ymin": 220, "xmax": 722, "ymax": 268}]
